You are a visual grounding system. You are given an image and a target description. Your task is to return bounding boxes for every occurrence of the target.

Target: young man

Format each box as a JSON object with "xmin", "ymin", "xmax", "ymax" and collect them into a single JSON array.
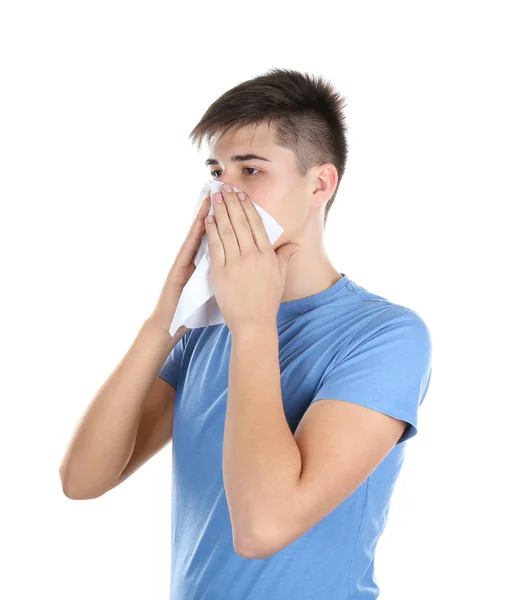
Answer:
[{"xmin": 60, "ymin": 68, "xmax": 432, "ymax": 599}]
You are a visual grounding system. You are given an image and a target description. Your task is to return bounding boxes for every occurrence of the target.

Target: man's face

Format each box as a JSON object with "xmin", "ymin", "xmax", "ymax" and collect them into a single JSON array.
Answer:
[{"xmin": 205, "ymin": 122, "xmax": 314, "ymax": 248}]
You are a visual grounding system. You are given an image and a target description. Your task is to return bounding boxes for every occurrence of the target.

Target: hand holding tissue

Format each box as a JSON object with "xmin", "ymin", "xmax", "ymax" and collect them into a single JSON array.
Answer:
[{"xmin": 169, "ymin": 180, "xmax": 285, "ymax": 336}]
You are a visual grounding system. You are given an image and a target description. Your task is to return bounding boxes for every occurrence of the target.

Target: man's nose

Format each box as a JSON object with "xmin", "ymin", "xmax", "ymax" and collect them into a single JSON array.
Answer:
[{"xmin": 219, "ymin": 181, "xmax": 244, "ymax": 196}]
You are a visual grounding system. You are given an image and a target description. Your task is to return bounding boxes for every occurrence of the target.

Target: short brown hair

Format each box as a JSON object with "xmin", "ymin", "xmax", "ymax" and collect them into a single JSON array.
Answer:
[{"xmin": 189, "ymin": 68, "xmax": 349, "ymax": 227}]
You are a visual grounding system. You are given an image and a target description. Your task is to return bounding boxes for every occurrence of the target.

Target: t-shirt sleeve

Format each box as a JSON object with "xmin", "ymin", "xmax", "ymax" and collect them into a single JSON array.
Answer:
[
  {"xmin": 158, "ymin": 331, "xmax": 190, "ymax": 390},
  {"xmin": 310, "ymin": 307, "xmax": 433, "ymax": 445}
]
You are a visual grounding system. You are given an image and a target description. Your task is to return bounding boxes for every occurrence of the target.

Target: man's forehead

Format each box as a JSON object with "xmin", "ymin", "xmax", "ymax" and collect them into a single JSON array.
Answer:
[
  {"xmin": 212, "ymin": 131, "xmax": 278, "ymax": 165},
  {"xmin": 204, "ymin": 152, "xmax": 273, "ymax": 167},
  {"xmin": 211, "ymin": 122, "xmax": 276, "ymax": 149}
]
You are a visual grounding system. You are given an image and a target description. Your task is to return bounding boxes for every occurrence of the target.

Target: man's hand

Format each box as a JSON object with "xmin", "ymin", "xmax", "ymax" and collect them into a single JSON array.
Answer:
[
  {"xmin": 149, "ymin": 193, "xmax": 211, "ymax": 336},
  {"xmin": 204, "ymin": 184, "xmax": 300, "ymax": 332}
]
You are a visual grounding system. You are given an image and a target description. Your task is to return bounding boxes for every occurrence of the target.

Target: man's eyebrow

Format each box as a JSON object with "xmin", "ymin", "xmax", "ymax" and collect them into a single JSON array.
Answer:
[{"xmin": 205, "ymin": 154, "xmax": 272, "ymax": 166}]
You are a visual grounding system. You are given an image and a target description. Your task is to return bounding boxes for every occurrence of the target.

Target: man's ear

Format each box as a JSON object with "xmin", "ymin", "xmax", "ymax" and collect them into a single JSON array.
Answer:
[{"xmin": 311, "ymin": 164, "xmax": 338, "ymax": 208}]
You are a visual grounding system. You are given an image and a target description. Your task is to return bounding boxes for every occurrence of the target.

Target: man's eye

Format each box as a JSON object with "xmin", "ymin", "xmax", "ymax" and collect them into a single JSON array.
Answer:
[{"xmin": 210, "ymin": 167, "xmax": 261, "ymax": 178}]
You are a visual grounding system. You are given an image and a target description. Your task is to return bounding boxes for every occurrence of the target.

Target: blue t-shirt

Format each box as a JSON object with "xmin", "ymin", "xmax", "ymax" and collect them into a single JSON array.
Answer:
[{"xmin": 159, "ymin": 272, "xmax": 432, "ymax": 600}]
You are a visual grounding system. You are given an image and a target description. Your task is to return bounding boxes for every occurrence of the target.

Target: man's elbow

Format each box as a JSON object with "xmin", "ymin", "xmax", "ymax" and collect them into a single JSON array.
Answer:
[
  {"xmin": 233, "ymin": 523, "xmax": 285, "ymax": 559},
  {"xmin": 234, "ymin": 536, "xmax": 277, "ymax": 559}
]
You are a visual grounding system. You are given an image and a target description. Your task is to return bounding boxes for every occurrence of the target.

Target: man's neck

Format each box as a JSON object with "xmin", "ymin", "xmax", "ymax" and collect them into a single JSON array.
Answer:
[{"xmin": 280, "ymin": 253, "xmax": 342, "ymax": 304}]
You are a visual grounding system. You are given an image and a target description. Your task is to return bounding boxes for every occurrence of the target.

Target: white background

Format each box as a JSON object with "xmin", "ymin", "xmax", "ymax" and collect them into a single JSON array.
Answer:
[{"xmin": 1, "ymin": 1, "xmax": 515, "ymax": 599}]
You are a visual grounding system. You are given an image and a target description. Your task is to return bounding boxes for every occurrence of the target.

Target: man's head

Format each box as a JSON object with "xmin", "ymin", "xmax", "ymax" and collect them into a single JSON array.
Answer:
[{"xmin": 189, "ymin": 68, "xmax": 348, "ymax": 248}]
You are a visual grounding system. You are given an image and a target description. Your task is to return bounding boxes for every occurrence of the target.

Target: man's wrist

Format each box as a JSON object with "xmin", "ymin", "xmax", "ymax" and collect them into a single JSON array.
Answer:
[{"xmin": 230, "ymin": 319, "xmax": 278, "ymax": 341}]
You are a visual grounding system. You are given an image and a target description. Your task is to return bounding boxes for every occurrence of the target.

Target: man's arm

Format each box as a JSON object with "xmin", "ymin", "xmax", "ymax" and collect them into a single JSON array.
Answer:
[
  {"xmin": 59, "ymin": 318, "xmax": 182, "ymax": 499},
  {"xmin": 223, "ymin": 320, "xmax": 407, "ymax": 559},
  {"xmin": 223, "ymin": 321, "xmax": 303, "ymax": 556}
]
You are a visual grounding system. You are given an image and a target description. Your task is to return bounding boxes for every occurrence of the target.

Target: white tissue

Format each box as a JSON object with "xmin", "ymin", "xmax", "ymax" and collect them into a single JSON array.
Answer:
[{"xmin": 169, "ymin": 180, "xmax": 284, "ymax": 335}]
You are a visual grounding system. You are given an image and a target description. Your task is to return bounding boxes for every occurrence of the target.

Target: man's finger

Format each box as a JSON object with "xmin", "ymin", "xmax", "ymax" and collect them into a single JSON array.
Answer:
[{"xmin": 190, "ymin": 195, "xmax": 211, "ymax": 228}]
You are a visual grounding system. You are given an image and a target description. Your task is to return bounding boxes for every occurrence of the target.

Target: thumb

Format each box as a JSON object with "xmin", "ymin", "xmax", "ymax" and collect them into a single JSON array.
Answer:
[{"xmin": 276, "ymin": 243, "xmax": 300, "ymax": 265}]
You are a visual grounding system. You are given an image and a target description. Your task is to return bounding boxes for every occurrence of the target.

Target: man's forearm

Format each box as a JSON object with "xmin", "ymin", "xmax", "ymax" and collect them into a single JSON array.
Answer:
[
  {"xmin": 59, "ymin": 318, "xmax": 180, "ymax": 499},
  {"xmin": 223, "ymin": 321, "xmax": 302, "ymax": 552}
]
